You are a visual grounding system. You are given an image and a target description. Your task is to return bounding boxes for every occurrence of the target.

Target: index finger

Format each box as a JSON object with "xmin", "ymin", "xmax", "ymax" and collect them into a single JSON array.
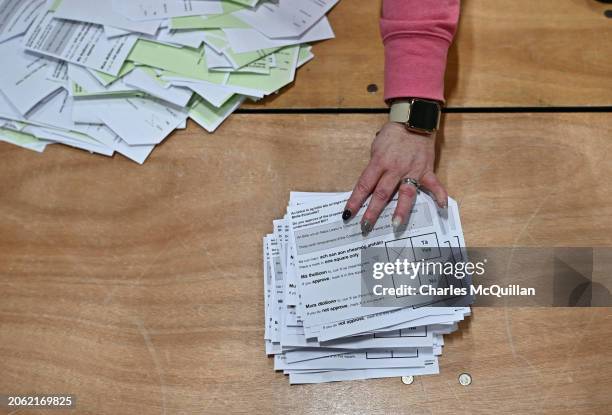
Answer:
[{"xmin": 343, "ymin": 163, "xmax": 384, "ymax": 220}]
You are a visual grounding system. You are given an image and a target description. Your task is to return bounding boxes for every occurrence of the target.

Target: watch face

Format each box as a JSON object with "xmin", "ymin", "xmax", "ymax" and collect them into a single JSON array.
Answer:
[{"xmin": 409, "ymin": 100, "xmax": 439, "ymax": 132}]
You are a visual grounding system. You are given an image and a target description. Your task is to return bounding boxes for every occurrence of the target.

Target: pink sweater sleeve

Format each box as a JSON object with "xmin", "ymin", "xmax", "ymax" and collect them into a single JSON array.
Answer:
[{"xmin": 380, "ymin": 0, "xmax": 460, "ymax": 103}]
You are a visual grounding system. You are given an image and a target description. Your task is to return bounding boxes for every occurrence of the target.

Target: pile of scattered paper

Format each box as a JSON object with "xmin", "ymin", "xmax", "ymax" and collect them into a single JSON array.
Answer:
[
  {"xmin": 0, "ymin": 0, "xmax": 338, "ymax": 163},
  {"xmin": 264, "ymin": 192, "xmax": 471, "ymax": 384}
]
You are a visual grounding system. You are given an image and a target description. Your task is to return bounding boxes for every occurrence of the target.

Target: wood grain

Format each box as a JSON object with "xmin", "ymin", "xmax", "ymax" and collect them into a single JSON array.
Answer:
[
  {"xmin": 243, "ymin": 0, "xmax": 612, "ymax": 109},
  {"xmin": 1, "ymin": 113, "xmax": 612, "ymax": 414}
]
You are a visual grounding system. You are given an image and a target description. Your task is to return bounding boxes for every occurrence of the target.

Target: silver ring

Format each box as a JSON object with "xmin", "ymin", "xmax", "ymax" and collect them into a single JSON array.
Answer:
[{"xmin": 401, "ymin": 177, "xmax": 420, "ymax": 188}]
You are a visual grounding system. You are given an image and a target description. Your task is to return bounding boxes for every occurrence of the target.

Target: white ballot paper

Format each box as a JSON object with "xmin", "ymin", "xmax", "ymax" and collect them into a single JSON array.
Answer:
[
  {"xmin": 112, "ymin": 0, "xmax": 223, "ymax": 21},
  {"xmin": 24, "ymin": 11, "xmax": 137, "ymax": 76},
  {"xmin": 263, "ymin": 191, "xmax": 472, "ymax": 384},
  {"xmin": 234, "ymin": 0, "xmax": 339, "ymax": 39},
  {"xmin": 98, "ymin": 96, "xmax": 188, "ymax": 145},
  {"xmin": 0, "ymin": 0, "xmax": 45, "ymax": 43},
  {"xmin": 54, "ymin": 0, "xmax": 161, "ymax": 35},
  {"xmin": 223, "ymin": 17, "xmax": 334, "ymax": 54},
  {"xmin": 0, "ymin": 37, "xmax": 61, "ymax": 114},
  {"xmin": 123, "ymin": 68, "xmax": 193, "ymax": 107}
]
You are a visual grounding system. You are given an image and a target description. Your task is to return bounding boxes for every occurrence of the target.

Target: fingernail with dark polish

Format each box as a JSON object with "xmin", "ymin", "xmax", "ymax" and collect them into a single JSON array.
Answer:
[
  {"xmin": 342, "ymin": 209, "xmax": 352, "ymax": 220},
  {"xmin": 361, "ymin": 219, "xmax": 372, "ymax": 235}
]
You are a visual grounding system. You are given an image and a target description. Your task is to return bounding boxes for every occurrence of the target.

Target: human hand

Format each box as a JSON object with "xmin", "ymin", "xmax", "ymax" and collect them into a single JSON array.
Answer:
[{"xmin": 342, "ymin": 121, "xmax": 447, "ymax": 234}]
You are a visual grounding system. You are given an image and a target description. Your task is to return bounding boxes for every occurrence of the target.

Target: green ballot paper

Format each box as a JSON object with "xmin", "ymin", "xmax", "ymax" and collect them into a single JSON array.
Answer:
[
  {"xmin": 127, "ymin": 40, "xmax": 225, "ymax": 84},
  {"xmin": 226, "ymin": 46, "xmax": 299, "ymax": 95}
]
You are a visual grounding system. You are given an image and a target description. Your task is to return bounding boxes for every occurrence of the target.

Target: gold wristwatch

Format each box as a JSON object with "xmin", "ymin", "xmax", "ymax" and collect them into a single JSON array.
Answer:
[{"xmin": 389, "ymin": 98, "xmax": 441, "ymax": 135}]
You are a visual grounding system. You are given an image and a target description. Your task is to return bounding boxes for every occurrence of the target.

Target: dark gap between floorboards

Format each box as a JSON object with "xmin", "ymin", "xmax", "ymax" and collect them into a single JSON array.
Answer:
[{"xmin": 235, "ymin": 106, "xmax": 612, "ymax": 114}]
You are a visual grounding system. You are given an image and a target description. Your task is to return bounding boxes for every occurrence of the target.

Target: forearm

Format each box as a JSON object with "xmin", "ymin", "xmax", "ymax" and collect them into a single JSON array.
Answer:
[{"xmin": 380, "ymin": 0, "xmax": 460, "ymax": 103}]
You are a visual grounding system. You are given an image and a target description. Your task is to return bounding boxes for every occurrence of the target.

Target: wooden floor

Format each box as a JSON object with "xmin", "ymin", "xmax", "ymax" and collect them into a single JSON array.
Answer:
[{"xmin": 2, "ymin": 1, "xmax": 612, "ymax": 414}]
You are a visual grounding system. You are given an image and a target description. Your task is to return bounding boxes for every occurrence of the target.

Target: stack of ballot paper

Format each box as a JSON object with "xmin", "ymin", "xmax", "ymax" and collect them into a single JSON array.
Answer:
[
  {"xmin": 0, "ymin": 0, "xmax": 338, "ymax": 163},
  {"xmin": 264, "ymin": 192, "xmax": 472, "ymax": 384}
]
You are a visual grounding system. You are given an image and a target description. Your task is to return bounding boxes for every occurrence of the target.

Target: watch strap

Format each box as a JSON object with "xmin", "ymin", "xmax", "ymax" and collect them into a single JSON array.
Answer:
[{"xmin": 389, "ymin": 100, "xmax": 412, "ymax": 124}]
